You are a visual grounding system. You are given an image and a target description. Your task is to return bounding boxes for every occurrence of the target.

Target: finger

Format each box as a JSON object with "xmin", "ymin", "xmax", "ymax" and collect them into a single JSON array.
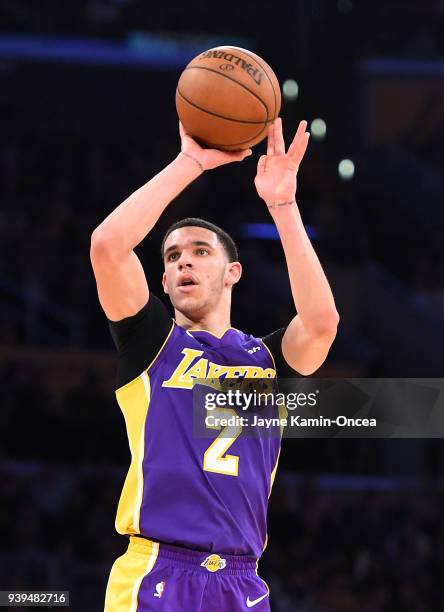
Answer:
[
  {"xmin": 287, "ymin": 120, "xmax": 308, "ymax": 153},
  {"xmin": 287, "ymin": 120, "xmax": 309, "ymax": 158},
  {"xmin": 289, "ymin": 132, "xmax": 310, "ymax": 168},
  {"xmin": 274, "ymin": 117, "xmax": 286, "ymax": 156},
  {"xmin": 235, "ymin": 148, "xmax": 253, "ymax": 161},
  {"xmin": 257, "ymin": 154, "xmax": 267, "ymax": 173},
  {"xmin": 296, "ymin": 119, "xmax": 308, "ymax": 136},
  {"xmin": 287, "ymin": 120, "xmax": 307, "ymax": 151},
  {"xmin": 267, "ymin": 121, "xmax": 275, "ymax": 156},
  {"xmin": 221, "ymin": 148, "xmax": 252, "ymax": 163},
  {"xmin": 179, "ymin": 121, "xmax": 187, "ymax": 139}
]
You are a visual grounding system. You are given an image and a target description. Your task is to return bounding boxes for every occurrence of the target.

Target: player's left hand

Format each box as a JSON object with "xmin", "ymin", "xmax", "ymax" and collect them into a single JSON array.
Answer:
[{"xmin": 254, "ymin": 118, "xmax": 310, "ymax": 205}]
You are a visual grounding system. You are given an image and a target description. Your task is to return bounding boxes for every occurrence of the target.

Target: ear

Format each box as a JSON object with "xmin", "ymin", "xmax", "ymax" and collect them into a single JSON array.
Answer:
[
  {"xmin": 162, "ymin": 272, "xmax": 169, "ymax": 294},
  {"xmin": 225, "ymin": 262, "xmax": 242, "ymax": 288}
]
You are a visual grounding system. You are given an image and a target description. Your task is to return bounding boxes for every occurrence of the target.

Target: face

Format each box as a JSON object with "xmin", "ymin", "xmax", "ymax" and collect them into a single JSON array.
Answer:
[{"xmin": 162, "ymin": 226, "xmax": 241, "ymax": 319}]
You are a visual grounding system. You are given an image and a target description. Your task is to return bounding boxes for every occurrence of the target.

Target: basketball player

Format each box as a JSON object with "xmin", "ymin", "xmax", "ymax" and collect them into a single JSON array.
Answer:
[{"xmin": 91, "ymin": 118, "xmax": 339, "ymax": 611}]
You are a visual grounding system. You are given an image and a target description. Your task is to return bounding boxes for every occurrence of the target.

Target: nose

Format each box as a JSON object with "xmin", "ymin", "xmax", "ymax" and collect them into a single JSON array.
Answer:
[{"xmin": 177, "ymin": 251, "xmax": 193, "ymax": 270}]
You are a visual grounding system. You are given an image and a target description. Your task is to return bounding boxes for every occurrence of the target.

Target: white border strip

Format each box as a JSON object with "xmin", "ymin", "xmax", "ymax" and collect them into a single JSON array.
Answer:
[{"xmin": 130, "ymin": 541, "xmax": 160, "ymax": 612}]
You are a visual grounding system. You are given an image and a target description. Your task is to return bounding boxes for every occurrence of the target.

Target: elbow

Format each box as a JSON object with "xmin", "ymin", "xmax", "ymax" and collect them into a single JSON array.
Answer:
[
  {"xmin": 90, "ymin": 226, "xmax": 120, "ymax": 261},
  {"xmin": 325, "ymin": 308, "xmax": 340, "ymax": 334},
  {"xmin": 284, "ymin": 311, "xmax": 340, "ymax": 377},
  {"xmin": 294, "ymin": 364, "xmax": 320, "ymax": 377},
  {"xmin": 90, "ymin": 227, "xmax": 108, "ymax": 260},
  {"xmin": 312, "ymin": 308, "xmax": 340, "ymax": 340}
]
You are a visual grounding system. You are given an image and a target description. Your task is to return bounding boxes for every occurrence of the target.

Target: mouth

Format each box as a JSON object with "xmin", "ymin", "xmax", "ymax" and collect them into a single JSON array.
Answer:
[{"xmin": 177, "ymin": 274, "xmax": 199, "ymax": 292}]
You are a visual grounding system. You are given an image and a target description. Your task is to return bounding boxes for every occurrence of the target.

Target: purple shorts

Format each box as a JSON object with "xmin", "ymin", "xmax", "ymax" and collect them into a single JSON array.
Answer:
[{"xmin": 104, "ymin": 535, "xmax": 271, "ymax": 611}]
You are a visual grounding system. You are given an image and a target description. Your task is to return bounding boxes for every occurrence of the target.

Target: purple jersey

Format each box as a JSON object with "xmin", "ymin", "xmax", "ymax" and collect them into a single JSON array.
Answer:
[{"xmin": 109, "ymin": 295, "xmax": 289, "ymax": 559}]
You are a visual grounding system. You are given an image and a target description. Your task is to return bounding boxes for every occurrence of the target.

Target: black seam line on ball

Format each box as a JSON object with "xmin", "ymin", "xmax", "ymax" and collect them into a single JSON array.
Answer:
[
  {"xmin": 225, "ymin": 47, "xmax": 277, "ymax": 118},
  {"xmin": 177, "ymin": 89, "xmax": 269, "ymax": 146},
  {"xmin": 176, "ymin": 88, "xmax": 273, "ymax": 126},
  {"xmin": 182, "ymin": 65, "xmax": 269, "ymax": 121}
]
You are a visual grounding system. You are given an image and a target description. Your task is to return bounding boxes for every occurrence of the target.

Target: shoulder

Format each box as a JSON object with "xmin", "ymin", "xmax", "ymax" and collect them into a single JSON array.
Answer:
[
  {"xmin": 108, "ymin": 294, "xmax": 171, "ymax": 350},
  {"xmin": 108, "ymin": 293, "xmax": 174, "ymax": 388}
]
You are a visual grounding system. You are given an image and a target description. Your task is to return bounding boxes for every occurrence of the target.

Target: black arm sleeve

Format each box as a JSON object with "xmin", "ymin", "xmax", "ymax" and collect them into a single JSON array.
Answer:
[
  {"xmin": 261, "ymin": 327, "xmax": 300, "ymax": 379},
  {"xmin": 108, "ymin": 294, "xmax": 173, "ymax": 389}
]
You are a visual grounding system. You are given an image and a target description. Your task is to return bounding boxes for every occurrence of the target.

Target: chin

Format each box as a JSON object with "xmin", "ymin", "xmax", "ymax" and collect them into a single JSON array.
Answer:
[{"xmin": 173, "ymin": 295, "xmax": 208, "ymax": 319}]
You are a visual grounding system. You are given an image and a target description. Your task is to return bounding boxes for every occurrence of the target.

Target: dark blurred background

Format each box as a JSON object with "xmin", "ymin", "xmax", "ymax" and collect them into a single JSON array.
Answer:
[{"xmin": 1, "ymin": 1, "xmax": 444, "ymax": 610}]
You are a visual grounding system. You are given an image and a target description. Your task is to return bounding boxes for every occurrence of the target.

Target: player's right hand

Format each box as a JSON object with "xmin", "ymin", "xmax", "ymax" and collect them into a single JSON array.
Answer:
[{"xmin": 179, "ymin": 122, "xmax": 252, "ymax": 171}]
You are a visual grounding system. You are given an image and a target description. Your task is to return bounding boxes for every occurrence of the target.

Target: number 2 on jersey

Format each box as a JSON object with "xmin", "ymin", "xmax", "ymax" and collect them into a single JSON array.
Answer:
[{"xmin": 203, "ymin": 408, "xmax": 242, "ymax": 476}]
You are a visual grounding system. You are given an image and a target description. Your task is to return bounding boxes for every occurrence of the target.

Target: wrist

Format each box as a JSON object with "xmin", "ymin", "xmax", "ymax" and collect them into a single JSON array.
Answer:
[
  {"xmin": 265, "ymin": 198, "xmax": 296, "ymax": 209},
  {"xmin": 179, "ymin": 151, "xmax": 205, "ymax": 174}
]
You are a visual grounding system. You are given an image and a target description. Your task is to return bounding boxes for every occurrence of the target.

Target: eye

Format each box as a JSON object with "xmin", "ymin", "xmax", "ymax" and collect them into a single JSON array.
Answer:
[
  {"xmin": 167, "ymin": 252, "xmax": 179, "ymax": 261},
  {"xmin": 197, "ymin": 248, "xmax": 209, "ymax": 256}
]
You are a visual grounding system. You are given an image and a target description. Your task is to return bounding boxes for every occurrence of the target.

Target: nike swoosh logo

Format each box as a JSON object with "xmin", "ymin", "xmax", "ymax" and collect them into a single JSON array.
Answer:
[{"xmin": 246, "ymin": 593, "xmax": 269, "ymax": 607}]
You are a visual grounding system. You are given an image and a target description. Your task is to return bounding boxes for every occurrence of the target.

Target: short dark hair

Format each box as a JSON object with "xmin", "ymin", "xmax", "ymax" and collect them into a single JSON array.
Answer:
[{"xmin": 161, "ymin": 218, "xmax": 239, "ymax": 262}]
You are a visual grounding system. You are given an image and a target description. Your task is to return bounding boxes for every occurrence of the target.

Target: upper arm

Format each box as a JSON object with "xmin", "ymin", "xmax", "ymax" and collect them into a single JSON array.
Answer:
[
  {"xmin": 90, "ymin": 231, "xmax": 149, "ymax": 321},
  {"xmin": 261, "ymin": 328, "xmax": 298, "ymax": 378},
  {"xmin": 281, "ymin": 313, "xmax": 338, "ymax": 376}
]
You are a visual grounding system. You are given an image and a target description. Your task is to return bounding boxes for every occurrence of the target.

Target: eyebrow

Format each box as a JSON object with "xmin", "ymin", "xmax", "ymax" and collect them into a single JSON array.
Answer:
[{"xmin": 164, "ymin": 241, "xmax": 213, "ymax": 258}]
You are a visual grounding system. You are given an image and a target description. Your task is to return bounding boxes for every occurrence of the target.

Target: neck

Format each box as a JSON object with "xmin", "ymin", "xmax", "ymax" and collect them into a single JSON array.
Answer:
[{"xmin": 174, "ymin": 302, "xmax": 232, "ymax": 337}]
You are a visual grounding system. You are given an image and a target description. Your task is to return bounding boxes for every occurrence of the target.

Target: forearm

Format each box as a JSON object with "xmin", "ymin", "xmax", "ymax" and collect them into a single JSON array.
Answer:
[
  {"xmin": 92, "ymin": 153, "xmax": 201, "ymax": 254},
  {"xmin": 270, "ymin": 202, "xmax": 339, "ymax": 334}
]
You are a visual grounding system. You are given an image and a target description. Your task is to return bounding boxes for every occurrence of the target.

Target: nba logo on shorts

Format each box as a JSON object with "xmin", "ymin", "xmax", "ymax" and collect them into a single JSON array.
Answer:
[{"xmin": 154, "ymin": 581, "xmax": 166, "ymax": 598}]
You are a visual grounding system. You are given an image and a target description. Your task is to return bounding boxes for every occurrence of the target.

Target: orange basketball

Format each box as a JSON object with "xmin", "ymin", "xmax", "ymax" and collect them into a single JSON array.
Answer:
[{"xmin": 176, "ymin": 46, "xmax": 281, "ymax": 151}]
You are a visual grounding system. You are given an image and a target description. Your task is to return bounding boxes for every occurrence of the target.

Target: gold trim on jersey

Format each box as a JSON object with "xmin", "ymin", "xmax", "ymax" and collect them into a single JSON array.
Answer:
[
  {"xmin": 113, "ymin": 318, "xmax": 175, "ymax": 534},
  {"xmin": 269, "ymin": 447, "xmax": 281, "ymax": 497},
  {"xmin": 181, "ymin": 326, "xmax": 237, "ymax": 339},
  {"xmin": 146, "ymin": 320, "xmax": 175, "ymax": 372},
  {"xmin": 115, "ymin": 372, "xmax": 151, "ymax": 536},
  {"xmin": 263, "ymin": 403, "xmax": 287, "ymax": 553}
]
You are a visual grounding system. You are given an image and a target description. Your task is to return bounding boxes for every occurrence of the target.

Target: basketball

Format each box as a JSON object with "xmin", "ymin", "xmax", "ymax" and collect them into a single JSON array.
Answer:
[{"xmin": 176, "ymin": 46, "xmax": 281, "ymax": 151}]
